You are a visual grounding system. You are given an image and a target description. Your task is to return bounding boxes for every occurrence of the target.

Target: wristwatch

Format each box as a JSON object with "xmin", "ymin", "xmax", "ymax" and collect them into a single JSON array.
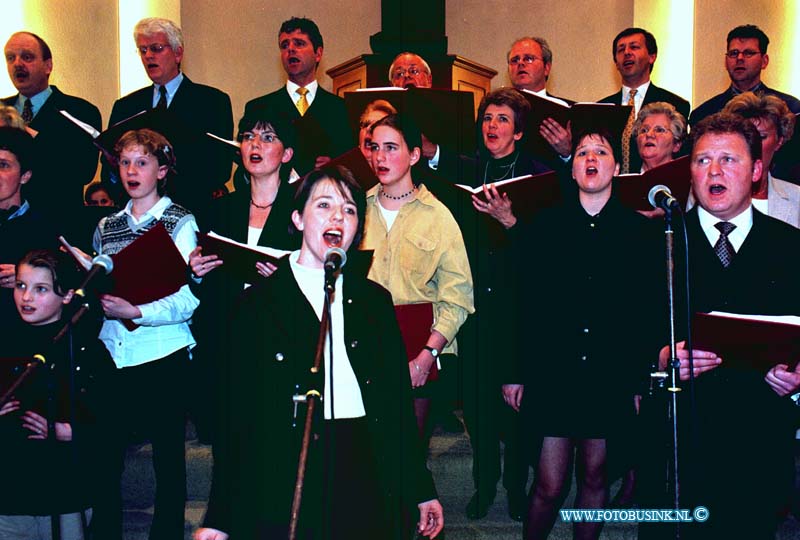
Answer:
[{"xmin": 424, "ymin": 345, "xmax": 440, "ymax": 358}]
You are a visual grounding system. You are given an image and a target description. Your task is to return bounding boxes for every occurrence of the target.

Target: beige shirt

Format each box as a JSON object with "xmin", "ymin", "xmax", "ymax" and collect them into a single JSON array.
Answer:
[{"xmin": 361, "ymin": 184, "xmax": 474, "ymax": 353}]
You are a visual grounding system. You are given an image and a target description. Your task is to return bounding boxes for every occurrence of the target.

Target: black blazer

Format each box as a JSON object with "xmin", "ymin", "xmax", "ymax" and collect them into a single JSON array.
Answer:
[
  {"xmin": 202, "ymin": 253, "xmax": 437, "ymax": 538},
  {"xmin": 243, "ymin": 85, "xmax": 354, "ymax": 177},
  {"xmin": 667, "ymin": 208, "xmax": 800, "ymax": 535},
  {"xmin": 2, "ymin": 86, "xmax": 101, "ymax": 214},
  {"xmin": 104, "ymin": 76, "xmax": 233, "ymax": 216},
  {"xmin": 599, "ymin": 83, "xmax": 691, "ymax": 172}
]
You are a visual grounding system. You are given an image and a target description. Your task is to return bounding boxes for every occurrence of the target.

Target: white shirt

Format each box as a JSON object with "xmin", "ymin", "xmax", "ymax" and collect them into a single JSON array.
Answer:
[
  {"xmin": 697, "ymin": 204, "xmax": 753, "ymax": 253},
  {"xmin": 290, "ymin": 251, "xmax": 366, "ymax": 420},
  {"xmin": 152, "ymin": 72, "xmax": 184, "ymax": 108},
  {"xmin": 94, "ymin": 196, "xmax": 200, "ymax": 368},
  {"xmin": 528, "ymin": 88, "xmax": 569, "ymax": 106},
  {"xmin": 286, "ymin": 79, "xmax": 318, "ymax": 108},
  {"xmin": 622, "ymin": 81, "xmax": 651, "ymax": 116}
]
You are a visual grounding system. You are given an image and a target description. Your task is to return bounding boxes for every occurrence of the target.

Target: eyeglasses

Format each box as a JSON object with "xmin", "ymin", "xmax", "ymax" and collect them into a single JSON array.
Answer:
[
  {"xmin": 637, "ymin": 125, "xmax": 671, "ymax": 136},
  {"xmin": 725, "ymin": 49, "xmax": 761, "ymax": 59},
  {"xmin": 241, "ymin": 131, "xmax": 279, "ymax": 143},
  {"xmin": 508, "ymin": 55, "xmax": 541, "ymax": 66},
  {"xmin": 391, "ymin": 67, "xmax": 425, "ymax": 79},
  {"xmin": 137, "ymin": 43, "xmax": 171, "ymax": 56}
]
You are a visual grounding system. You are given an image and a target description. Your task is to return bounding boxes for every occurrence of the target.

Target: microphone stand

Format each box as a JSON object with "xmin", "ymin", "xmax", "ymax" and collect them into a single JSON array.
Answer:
[
  {"xmin": 289, "ymin": 282, "xmax": 333, "ymax": 540},
  {"xmin": 650, "ymin": 205, "xmax": 682, "ymax": 539},
  {"xmin": 1, "ymin": 274, "xmax": 100, "ymax": 540}
]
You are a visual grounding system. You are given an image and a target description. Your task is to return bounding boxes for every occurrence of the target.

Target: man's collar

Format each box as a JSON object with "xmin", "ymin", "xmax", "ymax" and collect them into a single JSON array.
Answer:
[
  {"xmin": 622, "ymin": 80, "xmax": 651, "ymax": 98},
  {"xmin": 286, "ymin": 79, "xmax": 318, "ymax": 96},
  {"xmin": 731, "ymin": 81, "xmax": 764, "ymax": 96},
  {"xmin": 16, "ymin": 86, "xmax": 53, "ymax": 114},
  {"xmin": 154, "ymin": 72, "xmax": 184, "ymax": 100}
]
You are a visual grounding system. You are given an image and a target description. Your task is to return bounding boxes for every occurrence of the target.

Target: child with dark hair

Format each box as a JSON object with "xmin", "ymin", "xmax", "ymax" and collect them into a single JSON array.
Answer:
[
  {"xmin": 0, "ymin": 249, "xmax": 113, "ymax": 540},
  {"xmin": 91, "ymin": 128, "xmax": 199, "ymax": 539}
]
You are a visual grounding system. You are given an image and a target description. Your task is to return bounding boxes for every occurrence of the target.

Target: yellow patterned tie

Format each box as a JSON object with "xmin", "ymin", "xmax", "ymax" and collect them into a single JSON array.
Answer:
[
  {"xmin": 296, "ymin": 87, "xmax": 309, "ymax": 116},
  {"xmin": 621, "ymin": 88, "xmax": 638, "ymax": 174}
]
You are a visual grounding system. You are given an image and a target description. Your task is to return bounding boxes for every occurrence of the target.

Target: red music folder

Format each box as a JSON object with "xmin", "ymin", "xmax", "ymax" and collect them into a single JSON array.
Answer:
[
  {"xmin": 614, "ymin": 155, "xmax": 692, "ymax": 211},
  {"xmin": 455, "ymin": 170, "xmax": 562, "ymax": 218},
  {"xmin": 111, "ymin": 222, "xmax": 188, "ymax": 331},
  {"xmin": 197, "ymin": 231, "xmax": 290, "ymax": 283},
  {"xmin": 394, "ymin": 303, "xmax": 439, "ymax": 383},
  {"xmin": 691, "ymin": 311, "xmax": 800, "ymax": 371}
]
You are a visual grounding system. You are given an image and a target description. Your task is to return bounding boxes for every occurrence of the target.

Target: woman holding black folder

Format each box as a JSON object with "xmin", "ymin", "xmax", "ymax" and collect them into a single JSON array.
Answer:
[
  {"xmin": 187, "ymin": 113, "xmax": 301, "ymax": 443},
  {"xmin": 195, "ymin": 166, "xmax": 443, "ymax": 540},
  {"xmin": 517, "ymin": 128, "xmax": 661, "ymax": 540}
]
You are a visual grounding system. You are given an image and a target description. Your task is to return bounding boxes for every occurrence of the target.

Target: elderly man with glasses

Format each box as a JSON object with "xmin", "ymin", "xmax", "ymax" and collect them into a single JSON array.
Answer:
[{"xmin": 104, "ymin": 17, "xmax": 233, "ymax": 218}]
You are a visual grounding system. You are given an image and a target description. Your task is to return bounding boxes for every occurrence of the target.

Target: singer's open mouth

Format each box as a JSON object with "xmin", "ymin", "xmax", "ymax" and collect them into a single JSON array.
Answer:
[{"xmin": 323, "ymin": 229, "xmax": 342, "ymax": 247}]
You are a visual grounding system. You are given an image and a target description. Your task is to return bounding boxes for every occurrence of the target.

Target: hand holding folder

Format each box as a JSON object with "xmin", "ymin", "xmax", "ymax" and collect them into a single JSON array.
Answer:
[
  {"xmin": 691, "ymin": 311, "xmax": 800, "ymax": 372},
  {"xmin": 196, "ymin": 231, "xmax": 291, "ymax": 283},
  {"xmin": 108, "ymin": 223, "xmax": 188, "ymax": 331},
  {"xmin": 394, "ymin": 303, "xmax": 439, "ymax": 383}
]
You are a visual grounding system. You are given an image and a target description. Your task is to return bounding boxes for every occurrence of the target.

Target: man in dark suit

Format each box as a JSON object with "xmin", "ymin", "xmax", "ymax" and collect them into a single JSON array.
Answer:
[
  {"xmin": 241, "ymin": 17, "xmax": 353, "ymax": 181},
  {"xmin": 3, "ymin": 31, "xmax": 101, "ymax": 216},
  {"xmin": 599, "ymin": 28, "xmax": 690, "ymax": 173},
  {"xmin": 105, "ymin": 17, "xmax": 233, "ymax": 218},
  {"xmin": 690, "ymin": 24, "xmax": 800, "ymax": 181},
  {"xmin": 640, "ymin": 112, "xmax": 800, "ymax": 539},
  {"xmin": 507, "ymin": 36, "xmax": 573, "ymax": 161}
]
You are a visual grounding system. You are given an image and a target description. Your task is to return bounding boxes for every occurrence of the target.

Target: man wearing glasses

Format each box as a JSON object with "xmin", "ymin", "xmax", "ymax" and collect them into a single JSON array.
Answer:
[
  {"xmin": 690, "ymin": 25, "xmax": 800, "ymax": 126},
  {"xmin": 690, "ymin": 25, "xmax": 800, "ymax": 181},
  {"xmin": 105, "ymin": 17, "xmax": 233, "ymax": 216},
  {"xmin": 507, "ymin": 36, "xmax": 574, "ymax": 160},
  {"xmin": 2, "ymin": 31, "xmax": 101, "ymax": 215},
  {"xmin": 599, "ymin": 27, "xmax": 690, "ymax": 173}
]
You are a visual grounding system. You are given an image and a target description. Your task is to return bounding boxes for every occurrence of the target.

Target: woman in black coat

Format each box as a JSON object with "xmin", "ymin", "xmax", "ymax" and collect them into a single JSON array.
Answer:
[
  {"xmin": 517, "ymin": 128, "xmax": 661, "ymax": 540},
  {"xmin": 188, "ymin": 113, "xmax": 301, "ymax": 442},
  {"xmin": 195, "ymin": 167, "xmax": 444, "ymax": 540}
]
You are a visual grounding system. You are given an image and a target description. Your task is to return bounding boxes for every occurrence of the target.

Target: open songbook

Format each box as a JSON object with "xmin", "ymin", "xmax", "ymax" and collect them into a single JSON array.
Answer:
[
  {"xmin": 691, "ymin": 311, "xmax": 800, "ymax": 371},
  {"xmin": 454, "ymin": 170, "xmax": 561, "ymax": 217},
  {"xmin": 197, "ymin": 231, "xmax": 291, "ymax": 283},
  {"xmin": 520, "ymin": 90, "xmax": 632, "ymax": 138},
  {"xmin": 614, "ymin": 156, "xmax": 692, "ymax": 211}
]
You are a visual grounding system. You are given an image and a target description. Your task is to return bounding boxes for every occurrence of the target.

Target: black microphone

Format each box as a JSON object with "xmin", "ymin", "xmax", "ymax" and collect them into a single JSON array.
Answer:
[
  {"xmin": 323, "ymin": 248, "xmax": 347, "ymax": 291},
  {"xmin": 648, "ymin": 184, "xmax": 681, "ymax": 211},
  {"xmin": 74, "ymin": 254, "xmax": 114, "ymax": 298}
]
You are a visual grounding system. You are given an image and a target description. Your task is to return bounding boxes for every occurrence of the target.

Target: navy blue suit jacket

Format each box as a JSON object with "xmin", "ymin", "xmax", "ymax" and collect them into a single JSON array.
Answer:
[
  {"xmin": 2, "ymin": 86, "xmax": 101, "ymax": 213},
  {"xmin": 105, "ymin": 76, "xmax": 233, "ymax": 216}
]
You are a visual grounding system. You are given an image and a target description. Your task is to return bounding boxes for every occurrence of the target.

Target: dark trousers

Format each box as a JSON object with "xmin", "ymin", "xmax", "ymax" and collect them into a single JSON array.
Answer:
[
  {"xmin": 91, "ymin": 350, "xmax": 189, "ymax": 540},
  {"xmin": 459, "ymin": 314, "xmax": 528, "ymax": 497}
]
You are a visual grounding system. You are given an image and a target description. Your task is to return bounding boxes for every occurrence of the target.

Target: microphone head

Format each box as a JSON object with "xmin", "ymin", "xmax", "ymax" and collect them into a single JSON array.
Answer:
[
  {"xmin": 647, "ymin": 184, "xmax": 672, "ymax": 208},
  {"xmin": 91, "ymin": 254, "xmax": 114, "ymax": 274},
  {"xmin": 324, "ymin": 247, "xmax": 347, "ymax": 269}
]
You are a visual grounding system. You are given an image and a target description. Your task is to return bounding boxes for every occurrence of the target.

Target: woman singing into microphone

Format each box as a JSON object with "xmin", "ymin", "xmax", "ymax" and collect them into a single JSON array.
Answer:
[{"xmin": 196, "ymin": 166, "xmax": 444, "ymax": 540}]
